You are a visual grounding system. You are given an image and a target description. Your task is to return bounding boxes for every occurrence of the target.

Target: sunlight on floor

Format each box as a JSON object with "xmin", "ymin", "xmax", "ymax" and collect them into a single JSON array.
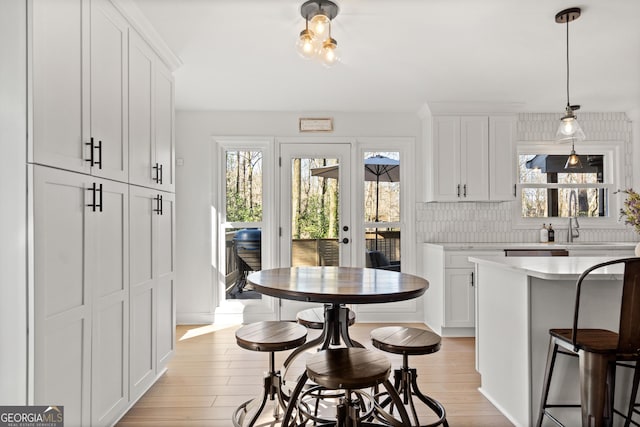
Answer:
[{"xmin": 178, "ymin": 322, "xmax": 240, "ymax": 341}]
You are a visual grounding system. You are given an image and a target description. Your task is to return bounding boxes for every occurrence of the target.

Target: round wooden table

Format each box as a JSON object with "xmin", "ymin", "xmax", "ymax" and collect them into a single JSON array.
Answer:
[
  {"xmin": 247, "ymin": 266, "xmax": 428, "ymax": 353},
  {"xmin": 248, "ymin": 266, "xmax": 428, "ymax": 426}
]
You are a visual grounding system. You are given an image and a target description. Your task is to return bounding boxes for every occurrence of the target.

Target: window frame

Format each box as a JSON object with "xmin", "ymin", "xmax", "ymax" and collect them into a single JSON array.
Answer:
[{"xmin": 512, "ymin": 141, "xmax": 625, "ymax": 229}]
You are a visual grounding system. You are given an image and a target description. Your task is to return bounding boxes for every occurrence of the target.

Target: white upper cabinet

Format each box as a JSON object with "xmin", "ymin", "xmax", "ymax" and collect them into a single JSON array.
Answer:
[
  {"xmin": 129, "ymin": 30, "xmax": 175, "ymax": 191},
  {"xmin": 427, "ymin": 115, "xmax": 515, "ymax": 202},
  {"xmin": 30, "ymin": 0, "xmax": 129, "ymax": 182},
  {"xmin": 430, "ymin": 116, "xmax": 489, "ymax": 201}
]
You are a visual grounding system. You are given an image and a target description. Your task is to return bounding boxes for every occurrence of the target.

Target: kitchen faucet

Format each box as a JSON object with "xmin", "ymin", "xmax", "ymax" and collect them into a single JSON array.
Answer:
[{"xmin": 567, "ymin": 190, "xmax": 580, "ymax": 242}]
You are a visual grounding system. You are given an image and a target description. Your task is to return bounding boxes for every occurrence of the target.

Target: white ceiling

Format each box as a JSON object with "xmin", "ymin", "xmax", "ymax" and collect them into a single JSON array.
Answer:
[{"xmin": 133, "ymin": 0, "xmax": 640, "ymax": 114}]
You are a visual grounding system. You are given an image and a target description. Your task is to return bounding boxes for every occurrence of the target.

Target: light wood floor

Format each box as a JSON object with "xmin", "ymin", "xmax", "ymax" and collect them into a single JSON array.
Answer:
[{"xmin": 117, "ymin": 323, "xmax": 514, "ymax": 426}]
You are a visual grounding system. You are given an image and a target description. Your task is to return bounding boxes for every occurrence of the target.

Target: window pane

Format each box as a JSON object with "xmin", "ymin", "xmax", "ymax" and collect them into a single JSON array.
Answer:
[
  {"xmin": 365, "ymin": 227, "xmax": 401, "ymax": 266},
  {"xmin": 521, "ymin": 188, "xmax": 608, "ymax": 218},
  {"xmin": 364, "ymin": 152, "xmax": 400, "ymax": 222},
  {"xmin": 225, "ymin": 151, "xmax": 263, "ymax": 222}
]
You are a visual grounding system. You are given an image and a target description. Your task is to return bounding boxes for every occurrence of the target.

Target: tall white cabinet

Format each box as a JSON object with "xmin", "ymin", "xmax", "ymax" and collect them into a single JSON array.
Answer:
[{"xmin": 28, "ymin": 1, "xmax": 176, "ymax": 425}]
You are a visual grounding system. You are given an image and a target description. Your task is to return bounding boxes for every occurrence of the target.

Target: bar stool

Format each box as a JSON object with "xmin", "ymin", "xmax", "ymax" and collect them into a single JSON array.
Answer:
[
  {"xmin": 536, "ymin": 258, "xmax": 640, "ymax": 427},
  {"xmin": 370, "ymin": 326, "xmax": 449, "ymax": 427},
  {"xmin": 232, "ymin": 321, "xmax": 307, "ymax": 427},
  {"xmin": 282, "ymin": 347, "xmax": 412, "ymax": 426}
]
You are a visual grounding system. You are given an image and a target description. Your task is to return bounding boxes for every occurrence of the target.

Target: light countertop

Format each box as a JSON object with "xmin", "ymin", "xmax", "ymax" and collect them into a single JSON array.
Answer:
[
  {"xmin": 468, "ymin": 255, "xmax": 629, "ymax": 280},
  {"xmin": 424, "ymin": 242, "xmax": 637, "ymax": 251}
]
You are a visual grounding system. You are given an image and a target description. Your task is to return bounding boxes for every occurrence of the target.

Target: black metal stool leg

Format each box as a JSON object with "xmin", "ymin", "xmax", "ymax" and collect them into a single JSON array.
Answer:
[
  {"xmin": 537, "ymin": 338, "xmax": 560, "ymax": 427},
  {"xmin": 624, "ymin": 363, "xmax": 640, "ymax": 427}
]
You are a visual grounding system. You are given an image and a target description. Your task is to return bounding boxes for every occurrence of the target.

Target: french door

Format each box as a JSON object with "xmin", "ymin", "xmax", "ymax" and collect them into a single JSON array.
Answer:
[{"xmin": 278, "ymin": 143, "xmax": 353, "ymax": 319}]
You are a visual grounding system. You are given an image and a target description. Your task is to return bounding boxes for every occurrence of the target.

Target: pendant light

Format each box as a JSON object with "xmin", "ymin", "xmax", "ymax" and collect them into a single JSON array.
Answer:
[
  {"xmin": 296, "ymin": 19, "xmax": 316, "ymax": 59},
  {"xmin": 564, "ymin": 139, "xmax": 583, "ymax": 169},
  {"xmin": 555, "ymin": 8, "xmax": 586, "ymax": 143}
]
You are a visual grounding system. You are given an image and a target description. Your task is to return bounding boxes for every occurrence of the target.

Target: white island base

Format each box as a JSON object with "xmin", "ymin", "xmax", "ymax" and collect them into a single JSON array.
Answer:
[{"xmin": 471, "ymin": 256, "xmax": 636, "ymax": 427}]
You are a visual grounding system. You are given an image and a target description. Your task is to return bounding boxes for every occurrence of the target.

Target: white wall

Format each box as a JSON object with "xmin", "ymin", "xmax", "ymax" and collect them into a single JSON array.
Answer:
[
  {"xmin": 0, "ymin": 0, "xmax": 28, "ymax": 404},
  {"xmin": 174, "ymin": 111, "xmax": 421, "ymax": 323}
]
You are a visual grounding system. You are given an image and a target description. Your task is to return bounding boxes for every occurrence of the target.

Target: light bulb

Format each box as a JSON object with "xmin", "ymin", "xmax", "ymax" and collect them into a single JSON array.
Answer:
[
  {"xmin": 310, "ymin": 13, "xmax": 329, "ymax": 37},
  {"xmin": 555, "ymin": 110, "xmax": 586, "ymax": 142},
  {"xmin": 296, "ymin": 28, "xmax": 317, "ymax": 59},
  {"xmin": 320, "ymin": 37, "xmax": 339, "ymax": 67}
]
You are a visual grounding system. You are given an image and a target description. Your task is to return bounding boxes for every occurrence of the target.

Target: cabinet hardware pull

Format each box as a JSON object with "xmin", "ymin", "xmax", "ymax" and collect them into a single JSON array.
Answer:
[
  {"xmin": 96, "ymin": 183, "xmax": 103, "ymax": 212},
  {"xmin": 463, "ymin": 184, "xmax": 467, "ymax": 197},
  {"xmin": 513, "ymin": 184, "xmax": 517, "ymax": 197},
  {"xmin": 470, "ymin": 271, "xmax": 474, "ymax": 287},
  {"xmin": 94, "ymin": 140, "xmax": 103, "ymax": 169},
  {"xmin": 159, "ymin": 164, "xmax": 163, "ymax": 185},
  {"xmin": 153, "ymin": 163, "xmax": 160, "ymax": 183},
  {"xmin": 85, "ymin": 138, "xmax": 95, "ymax": 166},
  {"xmin": 86, "ymin": 182, "xmax": 96, "ymax": 211},
  {"xmin": 457, "ymin": 184, "xmax": 461, "ymax": 197},
  {"xmin": 154, "ymin": 194, "xmax": 163, "ymax": 215}
]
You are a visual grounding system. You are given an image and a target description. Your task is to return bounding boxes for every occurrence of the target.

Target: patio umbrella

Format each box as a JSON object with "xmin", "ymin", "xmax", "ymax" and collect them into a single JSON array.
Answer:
[{"xmin": 311, "ymin": 154, "xmax": 400, "ymax": 249}]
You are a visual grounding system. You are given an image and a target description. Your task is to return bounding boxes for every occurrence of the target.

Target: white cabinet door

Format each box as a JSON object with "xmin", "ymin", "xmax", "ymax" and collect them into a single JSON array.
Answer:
[
  {"xmin": 128, "ymin": 31, "xmax": 155, "ymax": 188},
  {"xmin": 489, "ymin": 115, "xmax": 517, "ymax": 201},
  {"xmin": 432, "ymin": 116, "xmax": 461, "ymax": 201},
  {"xmin": 444, "ymin": 268, "xmax": 475, "ymax": 327},
  {"xmin": 460, "ymin": 116, "xmax": 489, "ymax": 201},
  {"xmin": 129, "ymin": 186, "xmax": 156, "ymax": 399},
  {"xmin": 90, "ymin": 0, "xmax": 128, "ymax": 182},
  {"xmin": 155, "ymin": 191, "xmax": 176, "ymax": 371},
  {"xmin": 33, "ymin": 166, "xmax": 92, "ymax": 427},
  {"xmin": 30, "ymin": 0, "xmax": 90, "ymax": 175},
  {"xmin": 154, "ymin": 62, "xmax": 175, "ymax": 192},
  {"xmin": 90, "ymin": 178, "xmax": 129, "ymax": 426},
  {"xmin": 129, "ymin": 187, "xmax": 175, "ymax": 398}
]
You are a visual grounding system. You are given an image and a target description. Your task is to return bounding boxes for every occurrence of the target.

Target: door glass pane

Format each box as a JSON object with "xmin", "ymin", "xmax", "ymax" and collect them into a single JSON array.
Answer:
[
  {"xmin": 364, "ymin": 151, "xmax": 400, "ymax": 271},
  {"xmin": 291, "ymin": 157, "xmax": 339, "ymax": 267},
  {"xmin": 224, "ymin": 150, "xmax": 263, "ymax": 300}
]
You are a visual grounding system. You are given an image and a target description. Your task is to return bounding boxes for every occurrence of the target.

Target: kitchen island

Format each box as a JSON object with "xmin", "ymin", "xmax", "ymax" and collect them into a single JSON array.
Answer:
[{"xmin": 470, "ymin": 256, "xmax": 636, "ymax": 427}]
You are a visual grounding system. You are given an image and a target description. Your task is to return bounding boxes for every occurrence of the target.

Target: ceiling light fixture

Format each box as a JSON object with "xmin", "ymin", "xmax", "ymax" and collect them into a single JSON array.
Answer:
[
  {"xmin": 297, "ymin": 0, "xmax": 340, "ymax": 67},
  {"xmin": 555, "ymin": 7, "xmax": 585, "ymax": 143}
]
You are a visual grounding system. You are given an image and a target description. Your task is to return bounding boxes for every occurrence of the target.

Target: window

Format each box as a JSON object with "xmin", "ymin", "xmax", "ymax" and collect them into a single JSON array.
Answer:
[
  {"xmin": 515, "ymin": 142, "xmax": 623, "ymax": 227},
  {"xmin": 224, "ymin": 149, "xmax": 264, "ymax": 300}
]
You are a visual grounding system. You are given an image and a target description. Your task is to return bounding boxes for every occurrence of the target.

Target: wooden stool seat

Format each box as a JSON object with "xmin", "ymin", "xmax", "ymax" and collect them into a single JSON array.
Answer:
[
  {"xmin": 370, "ymin": 326, "xmax": 449, "ymax": 427},
  {"xmin": 235, "ymin": 321, "xmax": 307, "ymax": 352},
  {"xmin": 549, "ymin": 328, "xmax": 619, "ymax": 353},
  {"xmin": 233, "ymin": 321, "xmax": 307, "ymax": 427},
  {"xmin": 307, "ymin": 347, "xmax": 390, "ymax": 390},
  {"xmin": 297, "ymin": 306, "xmax": 356, "ymax": 330},
  {"xmin": 371, "ymin": 326, "xmax": 441, "ymax": 356}
]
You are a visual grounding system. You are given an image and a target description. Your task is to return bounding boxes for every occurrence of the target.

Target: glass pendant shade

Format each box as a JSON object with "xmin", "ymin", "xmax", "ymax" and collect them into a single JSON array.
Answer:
[
  {"xmin": 310, "ymin": 13, "xmax": 330, "ymax": 37},
  {"xmin": 296, "ymin": 28, "xmax": 317, "ymax": 59},
  {"xmin": 556, "ymin": 108, "xmax": 586, "ymax": 143},
  {"xmin": 320, "ymin": 37, "xmax": 339, "ymax": 67},
  {"xmin": 564, "ymin": 144, "xmax": 583, "ymax": 169}
]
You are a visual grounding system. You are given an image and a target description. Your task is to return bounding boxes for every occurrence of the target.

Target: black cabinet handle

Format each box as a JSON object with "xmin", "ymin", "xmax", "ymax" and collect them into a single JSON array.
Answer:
[
  {"xmin": 153, "ymin": 163, "xmax": 160, "ymax": 183},
  {"xmin": 86, "ymin": 182, "xmax": 96, "ymax": 211},
  {"xmin": 153, "ymin": 194, "xmax": 163, "ymax": 215},
  {"xmin": 513, "ymin": 184, "xmax": 517, "ymax": 197},
  {"xmin": 470, "ymin": 271, "xmax": 474, "ymax": 287},
  {"xmin": 85, "ymin": 138, "xmax": 95, "ymax": 166},
  {"xmin": 94, "ymin": 140, "xmax": 102, "ymax": 169},
  {"xmin": 86, "ymin": 183, "xmax": 102, "ymax": 212},
  {"xmin": 96, "ymin": 183, "xmax": 103, "ymax": 212},
  {"xmin": 463, "ymin": 184, "xmax": 467, "ymax": 197},
  {"xmin": 457, "ymin": 184, "xmax": 461, "ymax": 197},
  {"xmin": 158, "ymin": 164, "xmax": 163, "ymax": 185}
]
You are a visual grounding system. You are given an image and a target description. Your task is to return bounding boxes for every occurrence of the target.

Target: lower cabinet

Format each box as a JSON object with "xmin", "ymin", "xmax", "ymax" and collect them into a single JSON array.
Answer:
[
  {"xmin": 129, "ymin": 186, "xmax": 175, "ymax": 401},
  {"xmin": 32, "ymin": 166, "xmax": 174, "ymax": 425},
  {"xmin": 422, "ymin": 244, "xmax": 503, "ymax": 337}
]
